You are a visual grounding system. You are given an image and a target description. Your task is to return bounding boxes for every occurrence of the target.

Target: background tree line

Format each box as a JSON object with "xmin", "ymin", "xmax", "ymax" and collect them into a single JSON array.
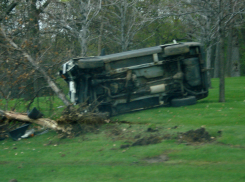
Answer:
[{"xmin": 0, "ymin": 0, "xmax": 245, "ymax": 109}]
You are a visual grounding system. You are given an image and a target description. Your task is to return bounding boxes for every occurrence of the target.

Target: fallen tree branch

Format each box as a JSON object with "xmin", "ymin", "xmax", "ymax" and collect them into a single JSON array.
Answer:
[
  {"xmin": 0, "ymin": 107, "xmax": 110, "ymax": 138},
  {"xmin": 0, "ymin": 110, "xmax": 72, "ymax": 135}
]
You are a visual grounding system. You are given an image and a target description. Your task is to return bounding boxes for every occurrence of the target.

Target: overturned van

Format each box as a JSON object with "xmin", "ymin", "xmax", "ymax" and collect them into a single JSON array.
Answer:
[{"xmin": 60, "ymin": 42, "xmax": 209, "ymax": 116}]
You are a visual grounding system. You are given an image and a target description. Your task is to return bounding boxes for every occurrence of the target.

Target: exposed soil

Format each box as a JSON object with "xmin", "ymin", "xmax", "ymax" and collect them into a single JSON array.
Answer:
[
  {"xmin": 144, "ymin": 154, "xmax": 169, "ymax": 163},
  {"xmin": 162, "ymin": 133, "xmax": 173, "ymax": 140},
  {"xmin": 1, "ymin": 105, "xmax": 218, "ymax": 147},
  {"xmin": 9, "ymin": 179, "xmax": 18, "ymax": 182},
  {"xmin": 178, "ymin": 127, "xmax": 212, "ymax": 143},
  {"xmin": 119, "ymin": 134, "xmax": 162, "ymax": 148},
  {"xmin": 106, "ymin": 125, "xmax": 123, "ymax": 137},
  {"xmin": 56, "ymin": 104, "xmax": 110, "ymax": 138},
  {"xmin": 57, "ymin": 104, "xmax": 108, "ymax": 125},
  {"xmin": 120, "ymin": 144, "xmax": 131, "ymax": 149},
  {"xmin": 147, "ymin": 127, "xmax": 158, "ymax": 132},
  {"xmin": 132, "ymin": 135, "xmax": 162, "ymax": 146}
]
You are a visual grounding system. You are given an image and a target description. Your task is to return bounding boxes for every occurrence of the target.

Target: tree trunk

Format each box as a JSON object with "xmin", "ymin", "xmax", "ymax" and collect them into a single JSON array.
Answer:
[
  {"xmin": 1, "ymin": 110, "xmax": 72, "ymax": 135},
  {"xmin": 214, "ymin": 42, "xmax": 220, "ymax": 78},
  {"xmin": 206, "ymin": 45, "xmax": 213, "ymax": 88},
  {"xmin": 231, "ymin": 31, "xmax": 240, "ymax": 77},
  {"xmin": 80, "ymin": 24, "xmax": 88, "ymax": 57},
  {"xmin": 226, "ymin": 27, "xmax": 232, "ymax": 77},
  {"xmin": 219, "ymin": 35, "xmax": 225, "ymax": 102},
  {"xmin": 98, "ymin": 19, "xmax": 104, "ymax": 56},
  {"xmin": 218, "ymin": 0, "xmax": 225, "ymax": 103},
  {"xmin": 120, "ymin": 0, "xmax": 127, "ymax": 52}
]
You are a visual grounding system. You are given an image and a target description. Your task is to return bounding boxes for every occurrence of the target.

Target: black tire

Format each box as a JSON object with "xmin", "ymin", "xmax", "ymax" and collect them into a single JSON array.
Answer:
[{"xmin": 171, "ymin": 96, "xmax": 196, "ymax": 107}]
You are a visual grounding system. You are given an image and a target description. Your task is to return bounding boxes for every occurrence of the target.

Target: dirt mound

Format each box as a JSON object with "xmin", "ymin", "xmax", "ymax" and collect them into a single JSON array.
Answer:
[
  {"xmin": 57, "ymin": 104, "xmax": 109, "ymax": 125},
  {"xmin": 56, "ymin": 104, "xmax": 110, "ymax": 138},
  {"xmin": 178, "ymin": 127, "xmax": 212, "ymax": 143},
  {"xmin": 132, "ymin": 135, "xmax": 162, "ymax": 146},
  {"xmin": 119, "ymin": 134, "xmax": 162, "ymax": 148},
  {"xmin": 107, "ymin": 125, "xmax": 122, "ymax": 137}
]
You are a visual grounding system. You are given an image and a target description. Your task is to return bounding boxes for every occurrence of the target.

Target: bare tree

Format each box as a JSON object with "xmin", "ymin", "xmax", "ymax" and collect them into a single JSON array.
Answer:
[
  {"xmin": 0, "ymin": 25, "xmax": 71, "ymax": 106},
  {"xmin": 216, "ymin": 0, "xmax": 244, "ymax": 101},
  {"xmin": 43, "ymin": 0, "xmax": 102, "ymax": 57},
  {"xmin": 0, "ymin": 0, "xmax": 71, "ymax": 107},
  {"xmin": 172, "ymin": 0, "xmax": 245, "ymax": 102},
  {"xmin": 101, "ymin": 0, "xmax": 162, "ymax": 52},
  {"xmin": 226, "ymin": 8, "xmax": 243, "ymax": 77}
]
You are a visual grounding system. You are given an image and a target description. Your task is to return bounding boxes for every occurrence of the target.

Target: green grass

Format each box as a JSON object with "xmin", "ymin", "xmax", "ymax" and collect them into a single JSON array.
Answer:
[{"xmin": 1, "ymin": 77, "xmax": 245, "ymax": 181}]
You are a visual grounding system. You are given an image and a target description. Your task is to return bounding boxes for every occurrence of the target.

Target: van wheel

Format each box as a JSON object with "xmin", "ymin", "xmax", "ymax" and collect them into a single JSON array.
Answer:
[{"xmin": 171, "ymin": 96, "xmax": 196, "ymax": 107}]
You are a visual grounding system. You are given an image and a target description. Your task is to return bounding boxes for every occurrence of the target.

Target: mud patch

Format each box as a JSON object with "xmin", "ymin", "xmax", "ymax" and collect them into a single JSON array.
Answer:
[
  {"xmin": 106, "ymin": 125, "xmax": 122, "ymax": 137},
  {"xmin": 162, "ymin": 133, "xmax": 173, "ymax": 140},
  {"xmin": 57, "ymin": 104, "xmax": 108, "ymax": 125},
  {"xmin": 120, "ymin": 144, "xmax": 130, "ymax": 149},
  {"xmin": 178, "ymin": 127, "xmax": 212, "ymax": 143},
  {"xmin": 132, "ymin": 135, "xmax": 162, "ymax": 146},
  {"xmin": 119, "ymin": 134, "xmax": 162, "ymax": 148},
  {"xmin": 144, "ymin": 154, "xmax": 168, "ymax": 163},
  {"xmin": 147, "ymin": 127, "xmax": 158, "ymax": 132}
]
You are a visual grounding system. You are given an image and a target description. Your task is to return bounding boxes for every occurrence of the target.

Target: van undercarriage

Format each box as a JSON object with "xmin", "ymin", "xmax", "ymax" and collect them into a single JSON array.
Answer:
[{"xmin": 60, "ymin": 42, "xmax": 209, "ymax": 116}]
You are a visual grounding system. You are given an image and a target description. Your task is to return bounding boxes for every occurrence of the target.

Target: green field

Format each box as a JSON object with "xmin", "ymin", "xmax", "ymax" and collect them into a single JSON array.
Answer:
[{"xmin": 1, "ymin": 77, "xmax": 245, "ymax": 182}]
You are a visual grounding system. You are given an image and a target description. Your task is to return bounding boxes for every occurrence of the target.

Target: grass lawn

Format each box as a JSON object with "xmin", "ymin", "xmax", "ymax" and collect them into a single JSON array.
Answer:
[{"xmin": 1, "ymin": 77, "xmax": 245, "ymax": 182}]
